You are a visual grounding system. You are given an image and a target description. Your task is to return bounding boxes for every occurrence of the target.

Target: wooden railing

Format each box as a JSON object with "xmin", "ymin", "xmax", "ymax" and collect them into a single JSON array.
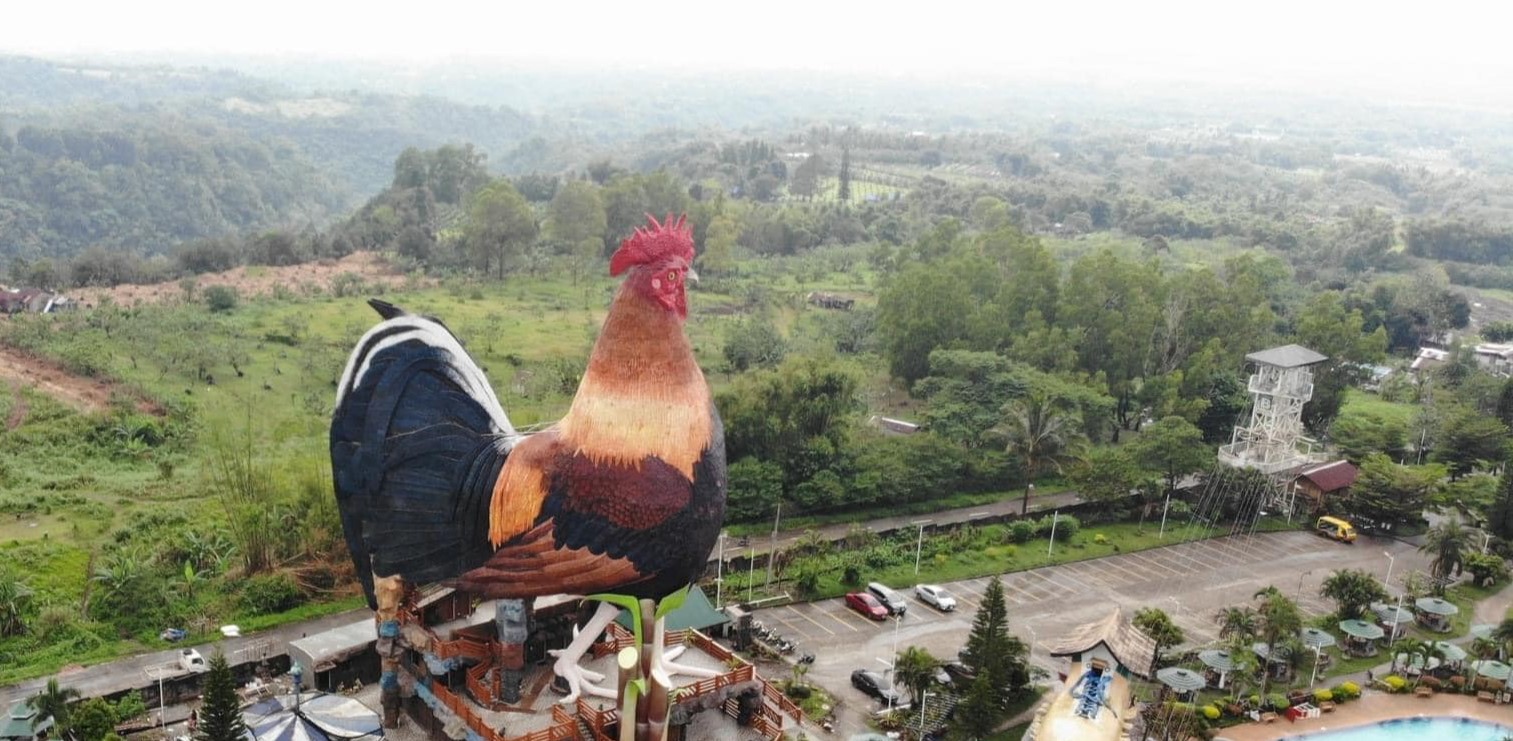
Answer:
[
  {"xmin": 576, "ymin": 698, "xmax": 618, "ymax": 741},
  {"xmin": 760, "ymin": 678, "xmax": 805, "ymax": 724},
  {"xmin": 432, "ymin": 634, "xmax": 492, "ymax": 661}
]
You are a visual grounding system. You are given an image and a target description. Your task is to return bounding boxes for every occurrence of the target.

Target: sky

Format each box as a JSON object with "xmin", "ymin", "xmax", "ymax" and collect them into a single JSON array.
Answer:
[{"xmin": 3, "ymin": 0, "xmax": 1508, "ymax": 103}]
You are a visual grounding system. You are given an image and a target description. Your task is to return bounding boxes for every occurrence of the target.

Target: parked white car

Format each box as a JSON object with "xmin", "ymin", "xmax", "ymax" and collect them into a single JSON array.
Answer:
[
  {"xmin": 178, "ymin": 648, "xmax": 208, "ymax": 673},
  {"xmin": 914, "ymin": 584, "xmax": 957, "ymax": 611}
]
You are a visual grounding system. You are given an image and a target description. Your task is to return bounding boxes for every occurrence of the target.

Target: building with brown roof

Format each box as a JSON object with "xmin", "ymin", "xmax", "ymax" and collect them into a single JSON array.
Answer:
[{"xmin": 1293, "ymin": 460, "xmax": 1358, "ymax": 512}]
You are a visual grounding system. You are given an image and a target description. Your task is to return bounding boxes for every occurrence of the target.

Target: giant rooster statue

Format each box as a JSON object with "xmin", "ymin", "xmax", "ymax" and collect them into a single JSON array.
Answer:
[{"xmin": 330, "ymin": 215, "xmax": 726, "ymax": 720}]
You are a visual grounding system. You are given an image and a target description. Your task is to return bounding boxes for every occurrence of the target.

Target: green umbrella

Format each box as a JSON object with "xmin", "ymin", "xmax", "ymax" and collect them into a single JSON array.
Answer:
[
  {"xmin": 1431, "ymin": 641, "xmax": 1467, "ymax": 662},
  {"xmin": 1373, "ymin": 603, "xmax": 1412, "ymax": 624},
  {"xmin": 1414, "ymin": 597, "xmax": 1459, "ymax": 616},
  {"xmin": 1300, "ymin": 627, "xmax": 1337, "ymax": 649},
  {"xmin": 1338, "ymin": 620, "xmax": 1384, "ymax": 640},
  {"xmin": 1252, "ymin": 642, "xmax": 1290, "ymax": 663},
  {"xmin": 1199, "ymin": 649, "xmax": 1238, "ymax": 673},
  {"xmin": 1393, "ymin": 653, "xmax": 1441, "ymax": 671},
  {"xmin": 1471, "ymin": 660, "xmax": 1512, "ymax": 681},
  {"xmin": 1471, "ymin": 624, "xmax": 1495, "ymax": 640},
  {"xmin": 1156, "ymin": 667, "xmax": 1207, "ymax": 692}
]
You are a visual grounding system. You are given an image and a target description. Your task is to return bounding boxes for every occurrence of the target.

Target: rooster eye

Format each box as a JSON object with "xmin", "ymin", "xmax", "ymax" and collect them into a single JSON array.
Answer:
[{"xmin": 667, "ymin": 270, "xmax": 678, "ymax": 282}]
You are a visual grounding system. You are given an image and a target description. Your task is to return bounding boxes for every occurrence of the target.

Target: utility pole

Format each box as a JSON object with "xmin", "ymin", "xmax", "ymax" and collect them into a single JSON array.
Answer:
[{"xmin": 765, "ymin": 502, "xmax": 782, "ymax": 589}]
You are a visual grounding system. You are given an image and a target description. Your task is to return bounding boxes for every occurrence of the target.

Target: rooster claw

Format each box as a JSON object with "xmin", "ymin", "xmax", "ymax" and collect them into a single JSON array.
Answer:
[
  {"xmin": 549, "ymin": 650, "xmax": 614, "ymax": 704},
  {"xmin": 656, "ymin": 646, "xmax": 719, "ymax": 679}
]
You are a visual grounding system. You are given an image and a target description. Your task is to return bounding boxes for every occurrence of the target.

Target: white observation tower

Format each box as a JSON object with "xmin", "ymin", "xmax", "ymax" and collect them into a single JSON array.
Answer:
[{"xmin": 1218, "ymin": 344, "xmax": 1327, "ymax": 514}]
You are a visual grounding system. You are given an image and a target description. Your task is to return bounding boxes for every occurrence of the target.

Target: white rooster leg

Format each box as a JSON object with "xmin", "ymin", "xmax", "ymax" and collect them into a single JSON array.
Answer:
[
  {"xmin": 550, "ymin": 601, "xmax": 620, "ymax": 704},
  {"xmin": 650, "ymin": 615, "xmax": 719, "ymax": 680}
]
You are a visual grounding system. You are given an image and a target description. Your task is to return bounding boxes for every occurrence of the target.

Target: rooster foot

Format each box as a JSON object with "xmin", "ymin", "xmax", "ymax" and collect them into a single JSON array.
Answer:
[
  {"xmin": 549, "ymin": 651, "xmax": 615, "ymax": 704},
  {"xmin": 654, "ymin": 645, "xmax": 719, "ymax": 679}
]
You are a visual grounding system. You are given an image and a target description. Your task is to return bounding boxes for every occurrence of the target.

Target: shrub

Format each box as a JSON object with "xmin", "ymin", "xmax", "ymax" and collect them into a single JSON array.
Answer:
[
  {"xmin": 1201, "ymin": 704, "xmax": 1220, "ymax": 721},
  {"xmin": 1008, "ymin": 520, "xmax": 1037, "ymax": 543},
  {"xmin": 1267, "ymin": 693, "xmax": 1288, "ymax": 710},
  {"xmin": 1418, "ymin": 676, "xmax": 1441, "ymax": 691},
  {"xmin": 1312, "ymin": 689, "xmax": 1333, "ymax": 703},
  {"xmin": 204, "ymin": 285, "xmax": 239, "ymax": 313},
  {"xmin": 1382, "ymin": 675, "xmax": 1407, "ymax": 692},
  {"xmin": 1093, "ymin": 533, "xmax": 1109, "ymax": 545},
  {"xmin": 241, "ymin": 573, "xmax": 304, "ymax": 614},
  {"xmin": 1037, "ymin": 514, "xmax": 1080, "ymax": 539}
]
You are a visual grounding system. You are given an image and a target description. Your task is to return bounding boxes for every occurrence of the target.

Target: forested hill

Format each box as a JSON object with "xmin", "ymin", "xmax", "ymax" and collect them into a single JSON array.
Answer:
[{"xmin": 0, "ymin": 55, "xmax": 541, "ymax": 261}]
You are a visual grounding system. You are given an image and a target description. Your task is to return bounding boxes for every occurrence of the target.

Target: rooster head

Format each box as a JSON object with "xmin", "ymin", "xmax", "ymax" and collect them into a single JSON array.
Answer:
[{"xmin": 611, "ymin": 213, "xmax": 698, "ymax": 319}]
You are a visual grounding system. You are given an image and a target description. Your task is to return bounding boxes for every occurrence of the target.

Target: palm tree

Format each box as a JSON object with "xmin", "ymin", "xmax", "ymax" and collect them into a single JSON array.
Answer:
[
  {"xmin": 996, "ymin": 390, "xmax": 1086, "ymax": 514},
  {"xmin": 893, "ymin": 645, "xmax": 940, "ymax": 709},
  {"xmin": 0, "ymin": 574, "xmax": 34, "ymax": 637},
  {"xmin": 1494, "ymin": 617, "xmax": 1513, "ymax": 660},
  {"xmin": 1419, "ymin": 519, "xmax": 1470, "ymax": 595},
  {"xmin": 1253, "ymin": 587, "xmax": 1302, "ymax": 697},
  {"xmin": 32, "ymin": 678, "xmax": 80, "ymax": 731},
  {"xmin": 1216, "ymin": 606, "xmax": 1258, "ymax": 642}
]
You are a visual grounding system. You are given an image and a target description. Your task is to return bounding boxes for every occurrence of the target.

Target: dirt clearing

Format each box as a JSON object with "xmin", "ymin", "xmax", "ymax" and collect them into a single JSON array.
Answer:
[{"xmin": 70, "ymin": 251, "xmax": 421, "ymax": 307}]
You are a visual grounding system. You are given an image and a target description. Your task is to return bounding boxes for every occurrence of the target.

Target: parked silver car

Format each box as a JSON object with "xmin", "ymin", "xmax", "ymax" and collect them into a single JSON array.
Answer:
[{"xmin": 914, "ymin": 584, "xmax": 957, "ymax": 611}]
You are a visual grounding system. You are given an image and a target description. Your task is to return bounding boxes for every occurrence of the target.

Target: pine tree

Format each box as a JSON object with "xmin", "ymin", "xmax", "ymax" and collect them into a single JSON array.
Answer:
[
  {"xmin": 1497, "ymin": 378, "xmax": 1513, "ymax": 431},
  {"xmin": 837, "ymin": 147, "xmax": 852, "ymax": 202},
  {"xmin": 954, "ymin": 675, "xmax": 999, "ymax": 739},
  {"xmin": 197, "ymin": 652, "xmax": 247, "ymax": 741},
  {"xmin": 1493, "ymin": 457, "xmax": 1513, "ymax": 541}
]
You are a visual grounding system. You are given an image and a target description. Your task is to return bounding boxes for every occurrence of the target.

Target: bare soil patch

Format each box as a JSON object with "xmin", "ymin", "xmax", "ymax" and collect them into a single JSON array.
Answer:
[
  {"xmin": 0, "ymin": 350, "xmax": 152, "ymax": 417},
  {"xmin": 71, "ymin": 252, "xmax": 421, "ymax": 308}
]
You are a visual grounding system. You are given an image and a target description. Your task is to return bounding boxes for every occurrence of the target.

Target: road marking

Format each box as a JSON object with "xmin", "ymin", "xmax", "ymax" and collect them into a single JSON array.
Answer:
[
  {"xmin": 828, "ymin": 604, "xmax": 878, "ymax": 631},
  {"xmin": 1126, "ymin": 551, "xmax": 1184, "ymax": 577},
  {"xmin": 784, "ymin": 604, "xmax": 840, "ymax": 636},
  {"xmin": 1059, "ymin": 561, "xmax": 1121, "ymax": 590}
]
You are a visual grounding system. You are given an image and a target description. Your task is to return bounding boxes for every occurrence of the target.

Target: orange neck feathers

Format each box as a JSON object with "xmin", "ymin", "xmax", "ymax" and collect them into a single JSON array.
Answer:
[{"xmin": 555, "ymin": 282, "xmax": 712, "ymax": 479}]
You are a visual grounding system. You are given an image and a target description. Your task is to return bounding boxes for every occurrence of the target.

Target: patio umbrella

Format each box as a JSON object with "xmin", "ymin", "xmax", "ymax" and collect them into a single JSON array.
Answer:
[
  {"xmin": 1252, "ymin": 642, "xmax": 1290, "ymax": 663},
  {"xmin": 1337, "ymin": 620, "xmax": 1384, "ymax": 640},
  {"xmin": 1415, "ymin": 597, "xmax": 1459, "ymax": 616},
  {"xmin": 1198, "ymin": 649, "xmax": 1238, "ymax": 673},
  {"xmin": 1470, "ymin": 660, "xmax": 1513, "ymax": 681},
  {"xmin": 1373, "ymin": 603, "xmax": 1413, "ymax": 625},
  {"xmin": 1471, "ymin": 624, "xmax": 1495, "ymax": 640},
  {"xmin": 1431, "ymin": 641, "xmax": 1468, "ymax": 663},
  {"xmin": 1299, "ymin": 627, "xmax": 1337, "ymax": 649},
  {"xmin": 1156, "ymin": 667, "xmax": 1207, "ymax": 693},
  {"xmin": 243, "ymin": 692, "xmax": 383, "ymax": 741},
  {"xmin": 1393, "ymin": 653, "xmax": 1442, "ymax": 672}
]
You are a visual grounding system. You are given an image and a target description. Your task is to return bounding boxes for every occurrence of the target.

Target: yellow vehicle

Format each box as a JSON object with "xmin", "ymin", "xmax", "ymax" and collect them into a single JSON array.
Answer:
[{"xmin": 1315, "ymin": 516, "xmax": 1357, "ymax": 543}]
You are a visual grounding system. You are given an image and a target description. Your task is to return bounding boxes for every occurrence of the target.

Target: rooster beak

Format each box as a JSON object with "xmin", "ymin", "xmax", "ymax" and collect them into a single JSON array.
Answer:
[{"xmin": 685, "ymin": 267, "xmax": 700, "ymax": 284}]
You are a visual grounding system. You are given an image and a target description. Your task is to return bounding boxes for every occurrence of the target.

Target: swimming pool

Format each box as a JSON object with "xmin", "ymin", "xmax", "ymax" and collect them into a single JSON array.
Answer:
[{"xmin": 1282, "ymin": 716, "xmax": 1513, "ymax": 740}]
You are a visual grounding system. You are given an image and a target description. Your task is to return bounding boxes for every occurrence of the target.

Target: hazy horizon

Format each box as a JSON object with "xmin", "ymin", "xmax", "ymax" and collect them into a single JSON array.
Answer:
[{"xmin": 5, "ymin": 0, "xmax": 1511, "ymax": 109}]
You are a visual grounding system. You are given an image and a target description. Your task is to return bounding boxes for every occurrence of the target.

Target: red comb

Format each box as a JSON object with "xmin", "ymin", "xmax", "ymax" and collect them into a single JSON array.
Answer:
[{"xmin": 610, "ymin": 213, "xmax": 694, "ymax": 277}]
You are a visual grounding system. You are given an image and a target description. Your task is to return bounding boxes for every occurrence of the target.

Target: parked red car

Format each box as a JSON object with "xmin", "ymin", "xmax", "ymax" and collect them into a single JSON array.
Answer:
[{"xmin": 845, "ymin": 592, "xmax": 889, "ymax": 620}]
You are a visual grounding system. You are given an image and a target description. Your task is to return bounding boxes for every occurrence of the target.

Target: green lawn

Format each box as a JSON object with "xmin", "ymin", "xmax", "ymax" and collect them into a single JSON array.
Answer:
[
  {"xmin": 721, "ymin": 482, "xmax": 1072, "ymax": 537},
  {"xmin": 1338, "ymin": 388, "xmax": 1418, "ymax": 427}
]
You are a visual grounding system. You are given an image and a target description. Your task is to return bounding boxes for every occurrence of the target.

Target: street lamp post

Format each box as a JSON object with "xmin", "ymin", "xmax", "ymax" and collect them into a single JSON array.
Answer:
[
  {"xmin": 746, "ymin": 545, "xmax": 755, "ymax": 603},
  {"xmin": 1024, "ymin": 623, "xmax": 1038, "ymax": 665},
  {"xmin": 912, "ymin": 519, "xmax": 932, "ymax": 575},
  {"xmin": 1047, "ymin": 509, "xmax": 1060, "ymax": 558},
  {"xmin": 1295, "ymin": 570, "xmax": 1312, "ymax": 602},
  {"xmin": 1309, "ymin": 645, "xmax": 1322, "ymax": 686},
  {"xmin": 1158, "ymin": 489, "xmax": 1172, "ymax": 539},
  {"xmin": 1383, "ymin": 551, "xmax": 1395, "ymax": 592},
  {"xmin": 715, "ymin": 531, "xmax": 726, "ymax": 607},
  {"xmin": 918, "ymin": 690, "xmax": 935, "ymax": 734}
]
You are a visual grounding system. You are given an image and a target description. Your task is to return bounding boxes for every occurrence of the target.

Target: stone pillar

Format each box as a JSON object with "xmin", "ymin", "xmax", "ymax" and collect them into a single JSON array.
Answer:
[{"xmin": 495, "ymin": 598, "xmax": 532, "ymax": 704}]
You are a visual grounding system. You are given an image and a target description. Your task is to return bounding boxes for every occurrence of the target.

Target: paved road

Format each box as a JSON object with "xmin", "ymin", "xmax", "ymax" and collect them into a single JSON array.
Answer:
[
  {"xmin": 0, "ymin": 608, "xmax": 373, "ymax": 710},
  {"xmin": 720, "ymin": 488, "xmax": 1084, "ymax": 561},
  {"xmin": 776, "ymin": 529, "xmax": 1439, "ymax": 738}
]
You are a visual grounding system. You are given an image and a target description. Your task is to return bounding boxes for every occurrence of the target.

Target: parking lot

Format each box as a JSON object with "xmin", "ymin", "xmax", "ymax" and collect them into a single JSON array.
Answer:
[{"xmin": 759, "ymin": 529, "xmax": 1432, "ymax": 735}]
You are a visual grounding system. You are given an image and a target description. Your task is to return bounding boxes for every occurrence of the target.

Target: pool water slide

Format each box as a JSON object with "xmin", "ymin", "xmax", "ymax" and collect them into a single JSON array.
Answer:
[{"xmin": 1025, "ymin": 661, "xmax": 1134, "ymax": 741}]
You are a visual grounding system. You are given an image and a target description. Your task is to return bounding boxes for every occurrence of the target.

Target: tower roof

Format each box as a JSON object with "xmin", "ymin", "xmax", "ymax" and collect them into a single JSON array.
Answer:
[{"xmin": 1245, "ymin": 344, "xmax": 1327, "ymax": 368}]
